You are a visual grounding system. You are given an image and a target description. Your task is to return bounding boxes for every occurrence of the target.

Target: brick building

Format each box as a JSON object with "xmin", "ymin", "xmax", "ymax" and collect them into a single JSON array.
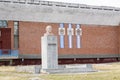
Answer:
[{"xmin": 0, "ymin": 0, "xmax": 120, "ymax": 65}]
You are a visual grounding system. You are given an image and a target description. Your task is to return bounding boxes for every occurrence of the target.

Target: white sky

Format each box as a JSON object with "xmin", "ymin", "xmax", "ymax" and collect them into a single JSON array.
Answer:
[{"xmin": 43, "ymin": 0, "xmax": 120, "ymax": 8}]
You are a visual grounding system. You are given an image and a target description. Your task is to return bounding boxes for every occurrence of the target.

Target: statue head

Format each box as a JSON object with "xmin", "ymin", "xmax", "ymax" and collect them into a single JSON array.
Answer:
[
  {"xmin": 44, "ymin": 25, "xmax": 53, "ymax": 36},
  {"xmin": 46, "ymin": 25, "xmax": 52, "ymax": 33}
]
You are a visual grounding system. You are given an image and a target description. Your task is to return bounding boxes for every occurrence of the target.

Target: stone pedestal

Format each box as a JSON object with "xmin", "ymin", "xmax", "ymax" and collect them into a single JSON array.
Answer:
[{"xmin": 41, "ymin": 35, "xmax": 58, "ymax": 70}]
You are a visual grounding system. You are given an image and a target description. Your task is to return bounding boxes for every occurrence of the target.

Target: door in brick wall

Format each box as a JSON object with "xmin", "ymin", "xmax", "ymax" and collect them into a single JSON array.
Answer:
[
  {"xmin": 0, "ymin": 28, "xmax": 11, "ymax": 49},
  {"xmin": 0, "ymin": 41, "xmax": 2, "ymax": 49}
]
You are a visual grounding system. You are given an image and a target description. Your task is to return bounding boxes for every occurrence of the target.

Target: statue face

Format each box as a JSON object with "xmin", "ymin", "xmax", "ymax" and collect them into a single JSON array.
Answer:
[{"xmin": 46, "ymin": 25, "xmax": 52, "ymax": 33}]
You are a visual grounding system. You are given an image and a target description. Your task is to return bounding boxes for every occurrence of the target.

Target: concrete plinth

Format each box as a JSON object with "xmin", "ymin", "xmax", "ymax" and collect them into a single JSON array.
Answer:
[
  {"xmin": 41, "ymin": 64, "xmax": 96, "ymax": 74},
  {"xmin": 41, "ymin": 35, "xmax": 58, "ymax": 71},
  {"xmin": 15, "ymin": 64, "xmax": 96, "ymax": 74}
]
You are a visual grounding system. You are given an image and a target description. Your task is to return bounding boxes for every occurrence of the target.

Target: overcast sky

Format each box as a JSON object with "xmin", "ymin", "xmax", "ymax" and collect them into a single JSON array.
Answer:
[{"xmin": 43, "ymin": 0, "xmax": 120, "ymax": 8}]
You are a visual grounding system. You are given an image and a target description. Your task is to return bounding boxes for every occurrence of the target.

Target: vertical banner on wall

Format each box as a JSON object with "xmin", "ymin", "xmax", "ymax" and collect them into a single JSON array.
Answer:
[
  {"xmin": 59, "ymin": 23, "xmax": 65, "ymax": 48},
  {"xmin": 67, "ymin": 24, "xmax": 74, "ymax": 48},
  {"xmin": 76, "ymin": 24, "xmax": 82, "ymax": 48}
]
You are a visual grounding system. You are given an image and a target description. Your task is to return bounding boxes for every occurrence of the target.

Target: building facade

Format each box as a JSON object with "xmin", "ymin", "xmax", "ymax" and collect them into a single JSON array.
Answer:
[{"xmin": 0, "ymin": 0, "xmax": 120, "ymax": 65}]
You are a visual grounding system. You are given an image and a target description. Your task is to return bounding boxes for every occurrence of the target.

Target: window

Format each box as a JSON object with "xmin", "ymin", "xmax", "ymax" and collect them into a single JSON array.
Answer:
[
  {"xmin": 0, "ymin": 20, "xmax": 7, "ymax": 28},
  {"xmin": 14, "ymin": 21, "xmax": 19, "ymax": 35},
  {"xmin": 14, "ymin": 21, "xmax": 19, "ymax": 49}
]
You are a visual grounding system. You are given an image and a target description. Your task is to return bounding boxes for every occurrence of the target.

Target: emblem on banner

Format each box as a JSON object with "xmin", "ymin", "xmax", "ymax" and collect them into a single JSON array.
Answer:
[
  {"xmin": 67, "ymin": 28, "xmax": 74, "ymax": 35},
  {"xmin": 75, "ymin": 28, "xmax": 82, "ymax": 36},
  {"xmin": 59, "ymin": 28, "xmax": 65, "ymax": 35}
]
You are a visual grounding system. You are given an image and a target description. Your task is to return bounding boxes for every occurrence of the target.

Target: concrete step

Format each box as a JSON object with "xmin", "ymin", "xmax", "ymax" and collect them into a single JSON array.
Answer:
[{"xmin": 41, "ymin": 68, "xmax": 96, "ymax": 74}]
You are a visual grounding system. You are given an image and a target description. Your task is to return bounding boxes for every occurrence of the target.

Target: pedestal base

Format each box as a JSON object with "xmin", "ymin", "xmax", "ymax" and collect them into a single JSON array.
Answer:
[{"xmin": 41, "ymin": 64, "xmax": 97, "ymax": 74}]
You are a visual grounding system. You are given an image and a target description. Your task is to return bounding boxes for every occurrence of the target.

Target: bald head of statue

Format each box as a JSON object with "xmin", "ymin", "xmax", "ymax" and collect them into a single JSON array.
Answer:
[{"xmin": 44, "ymin": 25, "xmax": 53, "ymax": 36}]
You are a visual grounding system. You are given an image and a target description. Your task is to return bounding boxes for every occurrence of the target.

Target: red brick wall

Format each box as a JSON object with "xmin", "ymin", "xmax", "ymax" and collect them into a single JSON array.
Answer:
[
  {"xmin": 81, "ymin": 25, "xmax": 118, "ymax": 54},
  {"xmin": 19, "ymin": 21, "xmax": 59, "ymax": 54},
  {"xmin": 118, "ymin": 25, "xmax": 120, "ymax": 54},
  {"xmin": 8, "ymin": 21, "xmax": 14, "ymax": 49},
  {"xmin": 9, "ymin": 21, "xmax": 119, "ymax": 55}
]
